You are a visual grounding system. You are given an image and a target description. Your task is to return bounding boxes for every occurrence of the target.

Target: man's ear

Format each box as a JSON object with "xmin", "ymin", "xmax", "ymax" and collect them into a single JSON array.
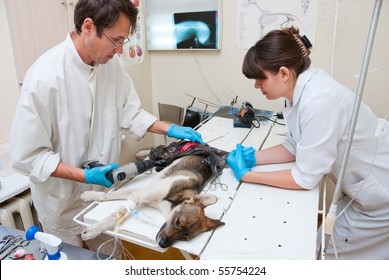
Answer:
[{"xmin": 82, "ymin": 18, "xmax": 94, "ymax": 34}]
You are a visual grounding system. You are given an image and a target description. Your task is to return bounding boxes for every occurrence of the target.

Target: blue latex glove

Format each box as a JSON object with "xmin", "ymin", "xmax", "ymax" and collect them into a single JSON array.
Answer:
[
  {"xmin": 241, "ymin": 145, "xmax": 257, "ymax": 168},
  {"xmin": 226, "ymin": 144, "xmax": 252, "ymax": 181},
  {"xmin": 167, "ymin": 124, "xmax": 205, "ymax": 144},
  {"xmin": 84, "ymin": 162, "xmax": 119, "ymax": 187}
]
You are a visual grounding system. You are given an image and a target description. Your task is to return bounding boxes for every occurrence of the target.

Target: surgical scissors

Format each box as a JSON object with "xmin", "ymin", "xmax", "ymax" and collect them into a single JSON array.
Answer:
[
  {"xmin": 0, "ymin": 235, "xmax": 30, "ymax": 260},
  {"xmin": 0, "ymin": 235, "xmax": 20, "ymax": 253},
  {"xmin": 11, "ymin": 237, "xmax": 29, "ymax": 248}
]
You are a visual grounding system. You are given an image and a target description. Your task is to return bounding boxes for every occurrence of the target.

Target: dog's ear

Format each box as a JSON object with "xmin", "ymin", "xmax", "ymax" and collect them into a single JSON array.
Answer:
[
  {"xmin": 195, "ymin": 193, "xmax": 218, "ymax": 208},
  {"xmin": 204, "ymin": 217, "xmax": 225, "ymax": 231}
]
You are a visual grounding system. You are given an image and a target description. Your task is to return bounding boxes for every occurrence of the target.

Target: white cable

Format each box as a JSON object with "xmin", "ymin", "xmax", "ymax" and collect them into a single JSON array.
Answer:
[
  {"xmin": 325, "ymin": 137, "xmax": 378, "ymax": 259},
  {"xmin": 319, "ymin": 177, "xmax": 327, "ymax": 260},
  {"xmin": 96, "ymin": 237, "xmax": 120, "ymax": 260},
  {"xmin": 192, "ymin": 52, "xmax": 223, "ymax": 104},
  {"xmin": 121, "ymin": 242, "xmax": 135, "ymax": 260},
  {"xmin": 383, "ymin": 110, "xmax": 389, "ymax": 120},
  {"xmin": 331, "ymin": 233, "xmax": 338, "ymax": 259},
  {"xmin": 354, "ymin": 63, "xmax": 389, "ymax": 78},
  {"xmin": 322, "ymin": 0, "xmax": 340, "ymax": 259},
  {"xmin": 330, "ymin": 0, "xmax": 340, "ymax": 76},
  {"xmin": 95, "ymin": 236, "xmax": 136, "ymax": 260}
]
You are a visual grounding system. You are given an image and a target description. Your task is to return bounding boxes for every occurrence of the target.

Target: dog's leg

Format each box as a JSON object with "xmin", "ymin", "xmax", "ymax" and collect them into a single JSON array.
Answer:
[
  {"xmin": 81, "ymin": 205, "xmax": 129, "ymax": 240},
  {"xmin": 157, "ymin": 200, "xmax": 173, "ymax": 218},
  {"xmin": 80, "ymin": 188, "xmax": 137, "ymax": 202}
]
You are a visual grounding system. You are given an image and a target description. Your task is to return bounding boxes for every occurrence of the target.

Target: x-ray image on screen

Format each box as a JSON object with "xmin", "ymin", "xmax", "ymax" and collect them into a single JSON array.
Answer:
[{"xmin": 173, "ymin": 11, "xmax": 218, "ymax": 49}]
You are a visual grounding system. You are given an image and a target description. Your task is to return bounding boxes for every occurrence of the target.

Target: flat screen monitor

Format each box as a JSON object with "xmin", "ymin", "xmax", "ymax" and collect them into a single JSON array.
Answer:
[{"xmin": 144, "ymin": 0, "xmax": 221, "ymax": 51}]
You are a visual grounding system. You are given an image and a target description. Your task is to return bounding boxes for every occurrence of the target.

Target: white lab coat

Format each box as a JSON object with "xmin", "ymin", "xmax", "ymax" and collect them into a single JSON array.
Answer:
[
  {"xmin": 10, "ymin": 34, "xmax": 157, "ymax": 236},
  {"xmin": 282, "ymin": 66, "xmax": 389, "ymax": 259}
]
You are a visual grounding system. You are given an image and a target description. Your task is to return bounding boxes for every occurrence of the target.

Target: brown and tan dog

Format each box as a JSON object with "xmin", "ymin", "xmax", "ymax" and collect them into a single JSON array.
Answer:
[{"xmin": 80, "ymin": 142, "xmax": 228, "ymax": 248}]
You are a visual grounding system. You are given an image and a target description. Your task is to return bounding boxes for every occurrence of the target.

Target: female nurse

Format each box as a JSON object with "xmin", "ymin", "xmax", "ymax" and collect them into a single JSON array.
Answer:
[{"xmin": 227, "ymin": 27, "xmax": 389, "ymax": 259}]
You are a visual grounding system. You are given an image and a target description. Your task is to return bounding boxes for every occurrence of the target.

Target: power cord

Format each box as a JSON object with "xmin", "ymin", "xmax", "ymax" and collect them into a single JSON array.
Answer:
[{"xmin": 255, "ymin": 116, "xmax": 286, "ymax": 126}]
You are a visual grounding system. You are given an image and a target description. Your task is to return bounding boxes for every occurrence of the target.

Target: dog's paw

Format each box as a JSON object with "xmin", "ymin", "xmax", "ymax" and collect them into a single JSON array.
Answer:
[
  {"xmin": 81, "ymin": 226, "xmax": 101, "ymax": 240},
  {"xmin": 80, "ymin": 191, "xmax": 105, "ymax": 202}
]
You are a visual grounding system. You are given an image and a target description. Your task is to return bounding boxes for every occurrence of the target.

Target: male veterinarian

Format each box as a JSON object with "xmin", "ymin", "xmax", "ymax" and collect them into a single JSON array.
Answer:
[{"xmin": 9, "ymin": 0, "xmax": 204, "ymax": 257}]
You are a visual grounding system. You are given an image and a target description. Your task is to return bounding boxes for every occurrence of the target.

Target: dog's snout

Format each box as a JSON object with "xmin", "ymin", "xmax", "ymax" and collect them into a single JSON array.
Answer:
[
  {"xmin": 158, "ymin": 239, "xmax": 169, "ymax": 248},
  {"xmin": 157, "ymin": 231, "xmax": 173, "ymax": 249}
]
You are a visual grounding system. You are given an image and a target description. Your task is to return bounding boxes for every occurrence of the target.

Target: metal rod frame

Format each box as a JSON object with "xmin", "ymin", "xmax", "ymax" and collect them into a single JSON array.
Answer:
[{"xmin": 324, "ymin": 0, "xmax": 383, "ymax": 254}]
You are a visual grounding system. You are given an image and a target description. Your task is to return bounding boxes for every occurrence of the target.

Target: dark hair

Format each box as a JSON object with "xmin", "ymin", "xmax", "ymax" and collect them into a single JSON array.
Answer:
[
  {"xmin": 242, "ymin": 27, "xmax": 311, "ymax": 80},
  {"xmin": 74, "ymin": 0, "xmax": 138, "ymax": 37}
]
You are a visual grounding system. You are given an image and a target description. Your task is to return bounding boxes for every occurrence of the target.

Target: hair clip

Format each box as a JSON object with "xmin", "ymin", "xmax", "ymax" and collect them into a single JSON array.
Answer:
[{"xmin": 293, "ymin": 34, "xmax": 312, "ymax": 57}]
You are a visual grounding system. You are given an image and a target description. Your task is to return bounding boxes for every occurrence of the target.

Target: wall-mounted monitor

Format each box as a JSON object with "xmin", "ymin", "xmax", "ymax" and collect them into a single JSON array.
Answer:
[{"xmin": 144, "ymin": 0, "xmax": 221, "ymax": 51}]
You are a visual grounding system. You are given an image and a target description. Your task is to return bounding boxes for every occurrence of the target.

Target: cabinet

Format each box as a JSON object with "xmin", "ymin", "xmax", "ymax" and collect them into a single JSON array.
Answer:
[{"xmin": 5, "ymin": 0, "xmax": 78, "ymax": 84}]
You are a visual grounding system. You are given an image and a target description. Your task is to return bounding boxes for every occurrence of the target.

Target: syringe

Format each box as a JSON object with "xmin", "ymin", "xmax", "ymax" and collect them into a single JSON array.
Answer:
[
  {"xmin": 120, "ymin": 200, "xmax": 162, "ymax": 228},
  {"xmin": 131, "ymin": 209, "xmax": 162, "ymax": 227}
]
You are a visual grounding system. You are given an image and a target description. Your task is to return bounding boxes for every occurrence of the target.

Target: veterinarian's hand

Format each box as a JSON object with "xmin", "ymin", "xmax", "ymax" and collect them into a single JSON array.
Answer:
[
  {"xmin": 241, "ymin": 145, "xmax": 257, "ymax": 168},
  {"xmin": 226, "ymin": 144, "xmax": 252, "ymax": 181},
  {"xmin": 229, "ymin": 144, "xmax": 256, "ymax": 168},
  {"xmin": 167, "ymin": 124, "xmax": 205, "ymax": 144},
  {"xmin": 84, "ymin": 162, "xmax": 119, "ymax": 187}
]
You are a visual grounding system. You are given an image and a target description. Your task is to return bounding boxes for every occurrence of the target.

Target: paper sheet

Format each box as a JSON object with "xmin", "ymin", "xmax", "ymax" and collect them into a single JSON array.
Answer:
[{"xmin": 237, "ymin": 0, "xmax": 319, "ymax": 49}]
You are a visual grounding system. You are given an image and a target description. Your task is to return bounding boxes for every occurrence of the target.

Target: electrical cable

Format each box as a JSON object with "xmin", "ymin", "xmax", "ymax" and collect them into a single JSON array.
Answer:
[
  {"xmin": 251, "ymin": 119, "xmax": 261, "ymax": 128},
  {"xmin": 383, "ymin": 110, "xmax": 389, "ymax": 120},
  {"xmin": 256, "ymin": 116, "xmax": 286, "ymax": 126},
  {"xmin": 330, "ymin": 0, "xmax": 340, "ymax": 76},
  {"xmin": 354, "ymin": 63, "xmax": 389, "ymax": 78},
  {"xmin": 121, "ymin": 242, "xmax": 136, "ymax": 260},
  {"xmin": 324, "ymin": 135, "xmax": 379, "ymax": 259},
  {"xmin": 192, "ymin": 52, "xmax": 223, "ymax": 104},
  {"xmin": 331, "ymin": 233, "xmax": 338, "ymax": 259}
]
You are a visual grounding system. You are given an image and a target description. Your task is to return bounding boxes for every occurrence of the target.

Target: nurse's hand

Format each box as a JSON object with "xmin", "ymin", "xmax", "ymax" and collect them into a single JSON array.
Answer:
[
  {"xmin": 84, "ymin": 162, "xmax": 119, "ymax": 187},
  {"xmin": 226, "ymin": 144, "xmax": 252, "ymax": 181},
  {"xmin": 229, "ymin": 144, "xmax": 256, "ymax": 168},
  {"xmin": 241, "ymin": 145, "xmax": 256, "ymax": 168},
  {"xmin": 167, "ymin": 124, "xmax": 205, "ymax": 144}
]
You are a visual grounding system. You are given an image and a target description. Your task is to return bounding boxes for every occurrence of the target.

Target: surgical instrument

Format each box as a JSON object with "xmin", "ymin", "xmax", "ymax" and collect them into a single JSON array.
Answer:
[{"xmin": 0, "ymin": 235, "xmax": 30, "ymax": 260}]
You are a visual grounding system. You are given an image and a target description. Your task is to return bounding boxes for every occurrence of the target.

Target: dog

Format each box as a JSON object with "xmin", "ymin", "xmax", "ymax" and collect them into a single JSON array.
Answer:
[{"xmin": 80, "ymin": 141, "xmax": 228, "ymax": 248}]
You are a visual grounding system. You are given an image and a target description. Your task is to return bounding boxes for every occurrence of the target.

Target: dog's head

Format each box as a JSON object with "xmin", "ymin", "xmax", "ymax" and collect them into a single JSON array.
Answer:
[{"xmin": 156, "ymin": 193, "xmax": 225, "ymax": 248}]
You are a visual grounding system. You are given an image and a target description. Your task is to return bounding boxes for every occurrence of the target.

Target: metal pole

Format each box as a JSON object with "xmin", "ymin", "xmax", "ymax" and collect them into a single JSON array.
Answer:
[{"xmin": 323, "ymin": 0, "xmax": 383, "ymax": 257}]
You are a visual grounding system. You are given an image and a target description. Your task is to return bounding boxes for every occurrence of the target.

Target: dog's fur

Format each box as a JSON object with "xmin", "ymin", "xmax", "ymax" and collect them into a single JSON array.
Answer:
[{"xmin": 80, "ymin": 154, "xmax": 226, "ymax": 248}]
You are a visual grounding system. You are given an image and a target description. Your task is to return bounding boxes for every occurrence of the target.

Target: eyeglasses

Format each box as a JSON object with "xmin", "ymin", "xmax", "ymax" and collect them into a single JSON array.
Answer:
[{"xmin": 102, "ymin": 32, "xmax": 130, "ymax": 50}]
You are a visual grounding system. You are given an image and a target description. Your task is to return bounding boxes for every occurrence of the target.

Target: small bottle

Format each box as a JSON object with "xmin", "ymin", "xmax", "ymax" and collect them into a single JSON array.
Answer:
[{"xmin": 26, "ymin": 225, "xmax": 67, "ymax": 260}]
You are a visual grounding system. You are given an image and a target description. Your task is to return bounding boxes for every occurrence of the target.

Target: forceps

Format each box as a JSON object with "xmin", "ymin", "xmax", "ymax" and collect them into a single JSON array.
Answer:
[
  {"xmin": 208, "ymin": 175, "xmax": 228, "ymax": 191},
  {"xmin": 0, "ymin": 235, "xmax": 30, "ymax": 260}
]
